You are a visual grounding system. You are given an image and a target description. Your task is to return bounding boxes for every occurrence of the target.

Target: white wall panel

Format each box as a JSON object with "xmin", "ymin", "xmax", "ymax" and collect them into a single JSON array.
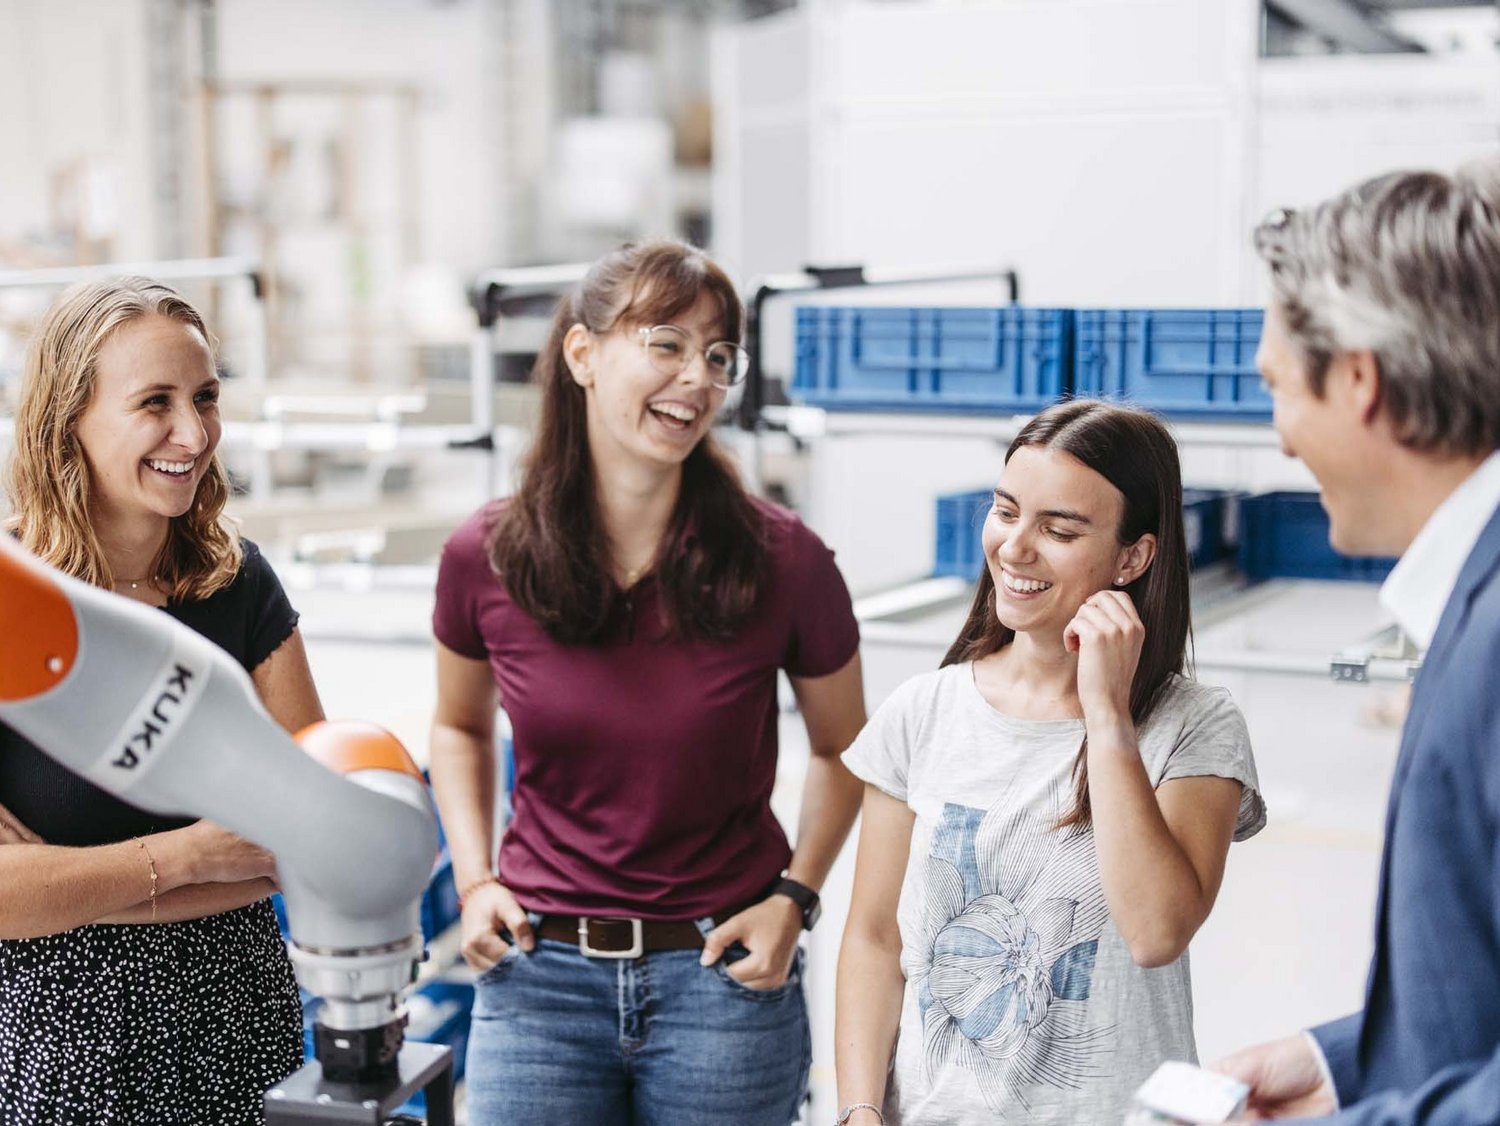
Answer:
[
  {"xmin": 715, "ymin": 0, "xmax": 1262, "ymax": 303},
  {"xmin": 1256, "ymin": 56, "xmax": 1500, "ymax": 214},
  {"xmin": 820, "ymin": 110, "xmax": 1239, "ymax": 305},
  {"xmin": 828, "ymin": 0, "xmax": 1244, "ymax": 103}
]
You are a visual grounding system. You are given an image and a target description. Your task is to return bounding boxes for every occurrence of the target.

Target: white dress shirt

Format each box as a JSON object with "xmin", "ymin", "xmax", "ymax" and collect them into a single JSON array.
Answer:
[{"xmin": 1380, "ymin": 450, "xmax": 1500, "ymax": 649}]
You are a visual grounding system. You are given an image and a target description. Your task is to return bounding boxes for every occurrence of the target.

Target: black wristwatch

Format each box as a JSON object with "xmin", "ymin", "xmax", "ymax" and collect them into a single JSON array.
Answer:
[{"xmin": 772, "ymin": 876, "xmax": 822, "ymax": 931}]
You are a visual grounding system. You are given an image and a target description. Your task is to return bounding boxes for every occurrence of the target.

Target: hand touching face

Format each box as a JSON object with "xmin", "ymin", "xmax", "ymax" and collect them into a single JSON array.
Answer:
[{"xmin": 1064, "ymin": 588, "xmax": 1145, "ymax": 723}]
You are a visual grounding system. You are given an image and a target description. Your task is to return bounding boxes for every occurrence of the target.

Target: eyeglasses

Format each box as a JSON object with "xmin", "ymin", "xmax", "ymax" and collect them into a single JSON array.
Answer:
[{"xmin": 635, "ymin": 325, "xmax": 750, "ymax": 390}]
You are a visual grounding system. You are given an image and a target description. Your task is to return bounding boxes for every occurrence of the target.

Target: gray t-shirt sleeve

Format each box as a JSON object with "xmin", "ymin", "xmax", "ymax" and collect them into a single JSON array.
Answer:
[
  {"xmin": 842, "ymin": 674, "xmax": 930, "ymax": 803},
  {"xmin": 1153, "ymin": 680, "xmax": 1267, "ymax": 842}
]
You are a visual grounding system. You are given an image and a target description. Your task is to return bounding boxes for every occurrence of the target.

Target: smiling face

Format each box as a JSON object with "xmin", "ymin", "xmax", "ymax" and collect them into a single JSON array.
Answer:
[
  {"xmin": 72, "ymin": 314, "xmax": 222, "ymax": 532},
  {"xmin": 982, "ymin": 445, "xmax": 1153, "ymax": 640},
  {"xmin": 566, "ymin": 289, "xmax": 729, "ymax": 475},
  {"xmin": 1257, "ymin": 302, "xmax": 1395, "ymax": 555}
]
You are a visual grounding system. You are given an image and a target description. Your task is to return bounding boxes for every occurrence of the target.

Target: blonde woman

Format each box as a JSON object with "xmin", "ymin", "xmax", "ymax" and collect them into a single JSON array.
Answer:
[{"xmin": 0, "ymin": 277, "xmax": 323, "ymax": 1124}]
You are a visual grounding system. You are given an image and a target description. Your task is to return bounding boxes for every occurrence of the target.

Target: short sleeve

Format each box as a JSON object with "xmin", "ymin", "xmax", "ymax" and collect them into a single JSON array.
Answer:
[
  {"xmin": 241, "ymin": 539, "xmax": 299, "ymax": 671},
  {"xmin": 779, "ymin": 515, "xmax": 860, "ymax": 679},
  {"xmin": 432, "ymin": 507, "xmax": 494, "ymax": 660},
  {"xmin": 1157, "ymin": 684, "xmax": 1267, "ymax": 842},
  {"xmin": 841, "ymin": 675, "xmax": 928, "ymax": 803}
]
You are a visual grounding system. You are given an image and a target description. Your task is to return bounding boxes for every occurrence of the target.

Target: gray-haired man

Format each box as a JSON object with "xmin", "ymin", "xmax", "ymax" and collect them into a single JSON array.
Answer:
[{"xmin": 1214, "ymin": 158, "xmax": 1500, "ymax": 1124}]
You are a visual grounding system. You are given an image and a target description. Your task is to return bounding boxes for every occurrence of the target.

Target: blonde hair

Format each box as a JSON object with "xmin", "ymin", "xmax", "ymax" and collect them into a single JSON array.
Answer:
[{"xmin": 5, "ymin": 276, "xmax": 241, "ymax": 598}]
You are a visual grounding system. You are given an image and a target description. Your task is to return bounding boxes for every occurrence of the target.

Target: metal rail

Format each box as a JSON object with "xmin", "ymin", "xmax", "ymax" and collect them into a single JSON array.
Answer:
[{"xmin": 0, "ymin": 257, "xmax": 268, "ymax": 393}]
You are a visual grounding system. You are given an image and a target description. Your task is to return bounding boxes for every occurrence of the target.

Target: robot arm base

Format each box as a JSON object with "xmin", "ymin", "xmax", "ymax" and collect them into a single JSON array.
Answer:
[{"xmin": 264, "ymin": 1040, "xmax": 456, "ymax": 1126}]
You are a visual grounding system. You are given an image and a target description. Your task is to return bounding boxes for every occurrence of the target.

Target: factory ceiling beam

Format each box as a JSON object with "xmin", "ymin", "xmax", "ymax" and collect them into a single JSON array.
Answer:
[
  {"xmin": 1360, "ymin": 0, "xmax": 1494, "ymax": 9},
  {"xmin": 1267, "ymin": 0, "xmax": 1424, "ymax": 51}
]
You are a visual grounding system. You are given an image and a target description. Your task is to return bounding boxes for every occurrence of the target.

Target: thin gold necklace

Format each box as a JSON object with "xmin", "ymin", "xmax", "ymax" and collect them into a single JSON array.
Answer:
[{"xmin": 113, "ymin": 576, "xmax": 157, "ymax": 591}]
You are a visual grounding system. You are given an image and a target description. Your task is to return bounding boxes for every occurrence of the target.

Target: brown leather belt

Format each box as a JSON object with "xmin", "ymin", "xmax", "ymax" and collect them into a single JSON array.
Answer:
[{"xmin": 532, "ymin": 906, "xmax": 754, "ymax": 959}]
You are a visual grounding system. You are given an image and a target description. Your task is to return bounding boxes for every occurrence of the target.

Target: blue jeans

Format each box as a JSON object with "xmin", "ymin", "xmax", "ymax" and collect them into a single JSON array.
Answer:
[{"xmin": 464, "ymin": 936, "xmax": 811, "ymax": 1125}]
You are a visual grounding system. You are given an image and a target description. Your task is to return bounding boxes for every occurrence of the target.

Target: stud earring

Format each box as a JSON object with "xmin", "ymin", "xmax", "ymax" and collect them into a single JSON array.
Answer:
[{"xmin": 1114, "ymin": 576, "xmax": 1127, "ymax": 586}]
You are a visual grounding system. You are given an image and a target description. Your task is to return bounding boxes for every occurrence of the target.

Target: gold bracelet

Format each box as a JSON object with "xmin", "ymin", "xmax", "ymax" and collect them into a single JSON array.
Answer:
[{"xmin": 134, "ymin": 837, "xmax": 159, "ymax": 922}]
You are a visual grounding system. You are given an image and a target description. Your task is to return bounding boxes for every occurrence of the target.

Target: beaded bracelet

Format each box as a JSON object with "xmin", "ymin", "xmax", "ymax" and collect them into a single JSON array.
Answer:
[
  {"xmin": 457, "ymin": 873, "xmax": 501, "ymax": 909},
  {"xmin": 133, "ymin": 837, "xmax": 159, "ymax": 922}
]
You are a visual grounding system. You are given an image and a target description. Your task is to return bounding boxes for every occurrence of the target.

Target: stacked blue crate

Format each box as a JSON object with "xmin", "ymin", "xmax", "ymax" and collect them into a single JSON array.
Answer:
[
  {"xmin": 421, "ymin": 853, "xmax": 460, "ymax": 942},
  {"xmin": 1238, "ymin": 492, "xmax": 1397, "ymax": 582},
  {"xmin": 1182, "ymin": 489, "xmax": 1235, "ymax": 570},
  {"xmin": 500, "ymin": 733, "xmax": 515, "ymax": 823},
  {"xmin": 932, "ymin": 489, "xmax": 995, "ymax": 579},
  {"xmin": 789, "ymin": 304, "xmax": 1273, "ymax": 419},
  {"xmin": 792, "ymin": 306, "xmax": 1073, "ymax": 414},
  {"xmin": 1072, "ymin": 308, "xmax": 1270, "ymax": 418}
]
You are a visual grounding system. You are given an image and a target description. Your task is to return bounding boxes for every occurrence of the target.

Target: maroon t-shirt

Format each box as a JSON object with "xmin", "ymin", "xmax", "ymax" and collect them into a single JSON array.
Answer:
[{"xmin": 432, "ymin": 496, "xmax": 860, "ymax": 920}]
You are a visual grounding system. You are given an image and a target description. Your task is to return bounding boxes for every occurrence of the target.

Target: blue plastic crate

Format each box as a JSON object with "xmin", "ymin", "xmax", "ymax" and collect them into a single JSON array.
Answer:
[
  {"xmin": 421, "ymin": 852, "xmax": 460, "ymax": 942},
  {"xmin": 501, "ymin": 733, "xmax": 515, "ymax": 821},
  {"xmin": 1073, "ymin": 308, "xmax": 1270, "ymax": 418},
  {"xmin": 421, "ymin": 769, "xmax": 448, "ymax": 855},
  {"xmin": 1238, "ymin": 492, "xmax": 1396, "ymax": 582},
  {"xmin": 792, "ymin": 306, "xmax": 1073, "ymax": 413},
  {"xmin": 933, "ymin": 489, "xmax": 995, "ymax": 578},
  {"xmin": 299, "ymin": 989, "xmax": 320, "ymax": 1061},
  {"xmin": 1182, "ymin": 489, "xmax": 1236, "ymax": 570}
]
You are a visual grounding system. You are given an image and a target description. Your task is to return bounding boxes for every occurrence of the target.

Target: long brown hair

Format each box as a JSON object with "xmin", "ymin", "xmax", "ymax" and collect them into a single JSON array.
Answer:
[
  {"xmin": 5, "ymin": 276, "xmax": 241, "ymax": 599},
  {"xmin": 942, "ymin": 399, "xmax": 1193, "ymax": 829},
  {"xmin": 490, "ymin": 240, "xmax": 767, "ymax": 644}
]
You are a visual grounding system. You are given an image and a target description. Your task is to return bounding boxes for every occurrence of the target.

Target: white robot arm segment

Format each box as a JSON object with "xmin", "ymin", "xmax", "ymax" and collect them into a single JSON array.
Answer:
[{"xmin": 0, "ymin": 535, "xmax": 439, "ymax": 1037}]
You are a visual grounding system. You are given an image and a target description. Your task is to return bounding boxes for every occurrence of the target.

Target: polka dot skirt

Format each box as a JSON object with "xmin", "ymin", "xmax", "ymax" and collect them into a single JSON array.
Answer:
[{"xmin": 0, "ymin": 899, "xmax": 303, "ymax": 1125}]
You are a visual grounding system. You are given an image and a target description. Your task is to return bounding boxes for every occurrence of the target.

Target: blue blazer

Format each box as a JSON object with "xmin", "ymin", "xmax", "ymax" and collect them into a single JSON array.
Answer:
[{"xmin": 1310, "ymin": 499, "xmax": 1500, "ymax": 1123}]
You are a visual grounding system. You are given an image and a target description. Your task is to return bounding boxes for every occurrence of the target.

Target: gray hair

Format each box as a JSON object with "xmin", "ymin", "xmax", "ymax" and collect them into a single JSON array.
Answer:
[{"xmin": 1253, "ymin": 156, "xmax": 1500, "ymax": 455}]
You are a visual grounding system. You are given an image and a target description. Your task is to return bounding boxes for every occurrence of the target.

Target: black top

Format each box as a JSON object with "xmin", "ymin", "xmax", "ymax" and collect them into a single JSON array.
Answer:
[{"xmin": 0, "ymin": 539, "xmax": 300, "ymax": 847}]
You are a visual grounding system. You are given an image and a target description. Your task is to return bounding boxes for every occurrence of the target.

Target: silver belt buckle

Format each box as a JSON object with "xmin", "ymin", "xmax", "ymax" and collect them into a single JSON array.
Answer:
[{"xmin": 578, "ymin": 916, "xmax": 644, "ymax": 959}]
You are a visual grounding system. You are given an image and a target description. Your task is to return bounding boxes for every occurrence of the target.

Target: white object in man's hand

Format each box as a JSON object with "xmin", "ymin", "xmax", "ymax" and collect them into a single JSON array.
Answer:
[
  {"xmin": 1125, "ymin": 1060, "xmax": 1249, "ymax": 1124},
  {"xmin": 1210, "ymin": 1033, "xmax": 1337, "ymax": 1121}
]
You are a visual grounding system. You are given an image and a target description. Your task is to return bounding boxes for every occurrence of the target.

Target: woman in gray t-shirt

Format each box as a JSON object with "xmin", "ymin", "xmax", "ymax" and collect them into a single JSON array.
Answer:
[{"xmin": 835, "ymin": 400, "xmax": 1265, "ymax": 1126}]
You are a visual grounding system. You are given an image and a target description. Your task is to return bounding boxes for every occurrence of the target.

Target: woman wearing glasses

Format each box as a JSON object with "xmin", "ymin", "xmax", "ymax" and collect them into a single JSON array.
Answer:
[{"xmin": 428, "ymin": 239, "xmax": 867, "ymax": 1125}]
